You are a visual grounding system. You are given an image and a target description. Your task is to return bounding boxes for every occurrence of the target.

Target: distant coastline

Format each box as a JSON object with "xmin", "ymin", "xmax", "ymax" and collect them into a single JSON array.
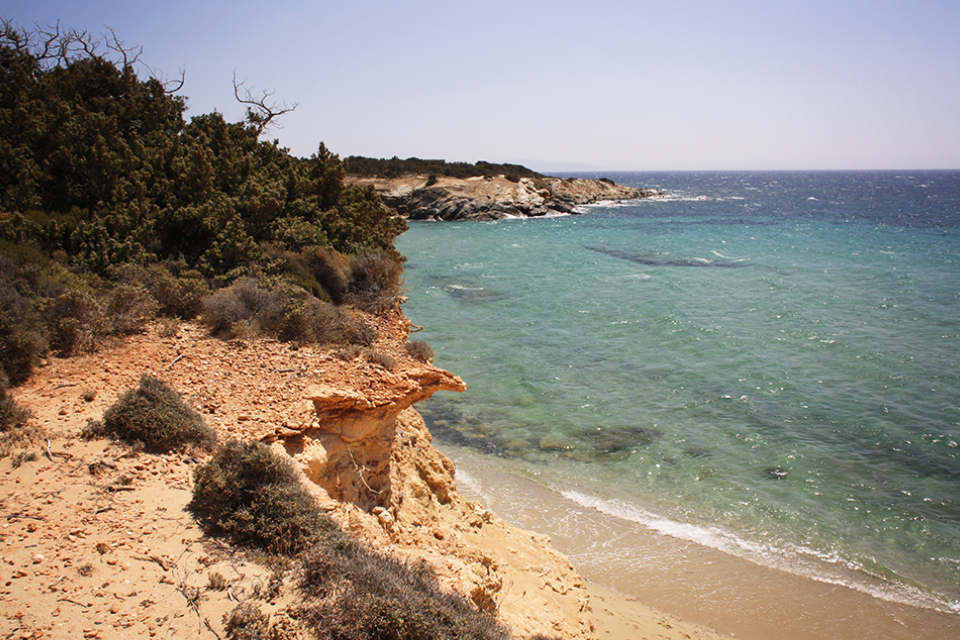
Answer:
[{"xmin": 349, "ymin": 173, "xmax": 658, "ymax": 221}]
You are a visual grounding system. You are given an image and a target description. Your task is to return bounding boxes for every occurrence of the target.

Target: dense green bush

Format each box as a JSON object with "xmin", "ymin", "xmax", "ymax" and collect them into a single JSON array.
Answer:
[
  {"xmin": 343, "ymin": 155, "xmax": 541, "ymax": 182},
  {"xmin": 84, "ymin": 374, "xmax": 216, "ymax": 453},
  {"xmin": 0, "ymin": 22, "xmax": 415, "ymax": 380},
  {"xmin": 1, "ymin": 22, "xmax": 406, "ymax": 283},
  {"xmin": 108, "ymin": 262, "xmax": 210, "ymax": 319},
  {"xmin": 299, "ymin": 544, "xmax": 509, "ymax": 640},
  {"xmin": 291, "ymin": 246, "xmax": 353, "ymax": 304},
  {"xmin": 103, "ymin": 283, "xmax": 158, "ymax": 335},
  {"xmin": 190, "ymin": 440, "xmax": 342, "ymax": 555}
]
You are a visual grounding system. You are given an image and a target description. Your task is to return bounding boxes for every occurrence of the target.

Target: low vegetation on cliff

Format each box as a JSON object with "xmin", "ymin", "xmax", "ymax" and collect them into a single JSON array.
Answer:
[
  {"xmin": 190, "ymin": 439, "xmax": 342, "ymax": 556},
  {"xmin": 83, "ymin": 373, "xmax": 216, "ymax": 453}
]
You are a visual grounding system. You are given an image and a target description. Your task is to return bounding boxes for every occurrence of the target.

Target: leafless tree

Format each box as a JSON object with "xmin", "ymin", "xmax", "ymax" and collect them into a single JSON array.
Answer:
[
  {"xmin": 1, "ymin": 19, "xmax": 184, "ymax": 93},
  {"xmin": 233, "ymin": 71, "xmax": 298, "ymax": 135}
]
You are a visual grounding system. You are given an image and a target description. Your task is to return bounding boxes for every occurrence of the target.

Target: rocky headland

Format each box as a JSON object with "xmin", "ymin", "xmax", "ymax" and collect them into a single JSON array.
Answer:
[{"xmin": 349, "ymin": 174, "xmax": 657, "ymax": 221}]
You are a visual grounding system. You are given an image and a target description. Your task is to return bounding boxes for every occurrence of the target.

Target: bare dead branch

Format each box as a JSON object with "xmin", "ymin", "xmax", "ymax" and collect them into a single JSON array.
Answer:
[
  {"xmin": 139, "ymin": 58, "xmax": 187, "ymax": 94},
  {"xmin": 36, "ymin": 21, "xmax": 62, "ymax": 59},
  {"xmin": 3, "ymin": 19, "xmax": 183, "ymax": 89},
  {"xmin": 165, "ymin": 66, "xmax": 186, "ymax": 94},
  {"xmin": 65, "ymin": 28, "xmax": 99, "ymax": 65},
  {"xmin": 232, "ymin": 71, "xmax": 298, "ymax": 135},
  {"xmin": 104, "ymin": 26, "xmax": 142, "ymax": 69}
]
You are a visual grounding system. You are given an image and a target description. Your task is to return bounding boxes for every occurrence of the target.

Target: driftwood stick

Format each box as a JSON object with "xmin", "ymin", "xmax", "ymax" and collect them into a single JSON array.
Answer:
[
  {"xmin": 58, "ymin": 597, "xmax": 90, "ymax": 608},
  {"xmin": 204, "ymin": 617, "xmax": 223, "ymax": 640}
]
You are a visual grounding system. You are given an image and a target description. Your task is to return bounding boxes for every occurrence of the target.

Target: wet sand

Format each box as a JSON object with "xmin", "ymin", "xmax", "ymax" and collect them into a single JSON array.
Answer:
[{"xmin": 446, "ymin": 446, "xmax": 960, "ymax": 640}]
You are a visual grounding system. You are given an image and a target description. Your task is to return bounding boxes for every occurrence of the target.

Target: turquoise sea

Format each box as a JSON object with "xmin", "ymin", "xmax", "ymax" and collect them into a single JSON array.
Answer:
[{"xmin": 396, "ymin": 171, "xmax": 960, "ymax": 637}]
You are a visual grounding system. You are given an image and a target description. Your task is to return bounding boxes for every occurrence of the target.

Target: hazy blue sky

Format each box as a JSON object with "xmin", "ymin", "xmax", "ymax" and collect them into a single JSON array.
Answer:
[{"xmin": 5, "ymin": 0, "xmax": 960, "ymax": 171}]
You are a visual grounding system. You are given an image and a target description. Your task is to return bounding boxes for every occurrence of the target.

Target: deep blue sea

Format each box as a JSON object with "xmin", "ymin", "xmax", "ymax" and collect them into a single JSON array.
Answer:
[{"xmin": 396, "ymin": 171, "xmax": 960, "ymax": 633}]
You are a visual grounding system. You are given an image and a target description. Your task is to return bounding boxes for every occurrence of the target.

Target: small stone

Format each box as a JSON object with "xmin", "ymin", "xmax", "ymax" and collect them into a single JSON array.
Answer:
[{"xmin": 32, "ymin": 554, "xmax": 44, "ymax": 564}]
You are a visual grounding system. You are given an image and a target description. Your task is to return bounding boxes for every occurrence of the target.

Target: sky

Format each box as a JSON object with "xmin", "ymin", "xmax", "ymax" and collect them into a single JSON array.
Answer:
[{"xmin": 4, "ymin": 0, "xmax": 960, "ymax": 172}]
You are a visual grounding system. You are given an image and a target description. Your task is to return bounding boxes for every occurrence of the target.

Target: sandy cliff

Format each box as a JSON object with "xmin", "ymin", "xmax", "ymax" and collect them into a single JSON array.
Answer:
[
  {"xmin": 349, "ymin": 174, "xmax": 656, "ymax": 221},
  {"xmin": 2, "ymin": 307, "xmax": 594, "ymax": 639}
]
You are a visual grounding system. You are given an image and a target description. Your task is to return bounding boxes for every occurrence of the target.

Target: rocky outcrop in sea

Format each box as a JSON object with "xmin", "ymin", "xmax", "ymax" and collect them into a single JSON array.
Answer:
[{"xmin": 350, "ymin": 174, "xmax": 657, "ymax": 221}]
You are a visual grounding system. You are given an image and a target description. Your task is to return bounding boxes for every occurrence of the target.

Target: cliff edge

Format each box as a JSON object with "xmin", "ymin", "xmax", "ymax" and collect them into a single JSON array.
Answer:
[
  {"xmin": 3, "ymin": 307, "xmax": 594, "ymax": 639},
  {"xmin": 349, "ymin": 174, "xmax": 656, "ymax": 221}
]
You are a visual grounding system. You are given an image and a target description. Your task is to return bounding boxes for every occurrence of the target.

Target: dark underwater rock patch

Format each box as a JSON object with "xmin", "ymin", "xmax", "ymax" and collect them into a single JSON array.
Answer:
[
  {"xmin": 585, "ymin": 245, "xmax": 746, "ymax": 268},
  {"xmin": 580, "ymin": 424, "xmax": 663, "ymax": 459},
  {"xmin": 764, "ymin": 466, "xmax": 789, "ymax": 479}
]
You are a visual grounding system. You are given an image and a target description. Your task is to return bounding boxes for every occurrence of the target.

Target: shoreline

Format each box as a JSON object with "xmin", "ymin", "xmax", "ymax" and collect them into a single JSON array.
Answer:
[
  {"xmin": 442, "ymin": 441, "xmax": 960, "ymax": 640},
  {"xmin": 6, "ymin": 316, "xmax": 958, "ymax": 639}
]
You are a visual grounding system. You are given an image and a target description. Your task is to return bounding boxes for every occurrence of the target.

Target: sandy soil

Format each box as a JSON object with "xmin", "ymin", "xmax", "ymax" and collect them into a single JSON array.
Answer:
[{"xmin": 2, "ymin": 316, "xmax": 730, "ymax": 639}]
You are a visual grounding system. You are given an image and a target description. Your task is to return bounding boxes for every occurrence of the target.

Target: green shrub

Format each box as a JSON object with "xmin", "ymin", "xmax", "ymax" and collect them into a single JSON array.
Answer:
[
  {"xmin": 345, "ymin": 251, "xmax": 404, "ymax": 314},
  {"xmin": 1, "ymin": 374, "xmax": 32, "ymax": 434},
  {"xmin": 299, "ymin": 544, "xmax": 509, "ymax": 640},
  {"xmin": 279, "ymin": 295, "xmax": 350, "ymax": 344},
  {"xmin": 0, "ymin": 275, "xmax": 48, "ymax": 386},
  {"xmin": 110, "ymin": 263, "xmax": 210, "ymax": 319},
  {"xmin": 170, "ymin": 273, "xmax": 211, "ymax": 319},
  {"xmin": 404, "ymin": 340, "xmax": 434, "ymax": 363},
  {"xmin": 201, "ymin": 278, "xmax": 376, "ymax": 346},
  {"xmin": 309, "ymin": 247, "xmax": 354, "ymax": 304},
  {"xmin": 84, "ymin": 374, "xmax": 215, "ymax": 453},
  {"xmin": 201, "ymin": 278, "xmax": 271, "ymax": 336},
  {"xmin": 1, "ymin": 373, "xmax": 37, "ymax": 457},
  {"xmin": 224, "ymin": 603, "xmax": 270, "ymax": 640},
  {"xmin": 104, "ymin": 283, "xmax": 158, "ymax": 335},
  {"xmin": 339, "ymin": 312, "xmax": 377, "ymax": 347},
  {"xmin": 47, "ymin": 289, "xmax": 105, "ymax": 356},
  {"xmin": 364, "ymin": 350, "xmax": 396, "ymax": 370},
  {"xmin": 189, "ymin": 440, "xmax": 342, "ymax": 555}
]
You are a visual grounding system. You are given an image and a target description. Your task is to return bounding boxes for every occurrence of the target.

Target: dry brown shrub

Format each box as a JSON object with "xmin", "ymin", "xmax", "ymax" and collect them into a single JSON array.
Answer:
[{"xmin": 84, "ymin": 374, "xmax": 215, "ymax": 453}]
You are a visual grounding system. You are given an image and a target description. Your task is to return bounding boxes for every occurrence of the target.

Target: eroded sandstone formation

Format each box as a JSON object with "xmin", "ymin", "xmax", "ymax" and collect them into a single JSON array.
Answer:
[{"xmin": 281, "ymin": 363, "xmax": 595, "ymax": 639}]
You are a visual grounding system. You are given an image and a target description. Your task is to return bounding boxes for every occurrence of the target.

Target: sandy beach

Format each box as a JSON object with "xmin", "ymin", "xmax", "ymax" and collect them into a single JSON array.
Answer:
[
  {"xmin": 445, "ymin": 445, "xmax": 960, "ymax": 640},
  {"xmin": 587, "ymin": 582, "xmax": 730, "ymax": 640}
]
